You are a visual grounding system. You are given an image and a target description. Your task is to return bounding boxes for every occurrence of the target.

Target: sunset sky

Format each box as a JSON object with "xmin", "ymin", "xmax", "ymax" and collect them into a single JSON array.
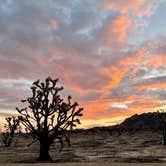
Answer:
[{"xmin": 0, "ymin": 0, "xmax": 165, "ymax": 128}]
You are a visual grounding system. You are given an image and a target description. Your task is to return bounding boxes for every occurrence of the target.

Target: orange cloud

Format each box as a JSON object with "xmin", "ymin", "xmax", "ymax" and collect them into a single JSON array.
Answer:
[
  {"xmin": 103, "ymin": 0, "xmax": 158, "ymax": 17},
  {"xmin": 54, "ymin": 65, "xmax": 100, "ymax": 96},
  {"xmin": 146, "ymin": 54, "xmax": 166, "ymax": 68},
  {"xmin": 81, "ymin": 99, "xmax": 113, "ymax": 119},
  {"xmin": 136, "ymin": 82, "xmax": 166, "ymax": 91},
  {"xmin": 81, "ymin": 94, "xmax": 137, "ymax": 121},
  {"xmin": 119, "ymin": 95, "xmax": 136, "ymax": 103},
  {"xmin": 104, "ymin": 15, "xmax": 132, "ymax": 44},
  {"xmin": 50, "ymin": 19, "xmax": 58, "ymax": 30},
  {"xmin": 120, "ymin": 50, "xmax": 146, "ymax": 74},
  {"xmin": 111, "ymin": 15, "xmax": 132, "ymax": 43},
  {"xmin": 103, "ymin": 0, "xmax": 141, "ymax": 14},
  {"xmin": 129, "ymin": 98, "xmax": 161, "ymax": 112},
  {"xmin": 120, "ymin": 50, "xmax": 146, "ymax": 65},
  {"xmin": 100, "ymin": 65, "xmax": 129, "ymax": 89},
  {"xmin": 100, "ymin": 50, "xmax": 146, "ymax": 90}
]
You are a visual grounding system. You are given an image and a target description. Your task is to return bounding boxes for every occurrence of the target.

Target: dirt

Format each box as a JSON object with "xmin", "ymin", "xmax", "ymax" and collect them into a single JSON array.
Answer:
[
  {"xmin": 0, "ymin": 130, "xmax": 166, "ymax": 164},
  {"xmin": 0, "ymin": 163, "xmax": 166, "ymax": 166}
]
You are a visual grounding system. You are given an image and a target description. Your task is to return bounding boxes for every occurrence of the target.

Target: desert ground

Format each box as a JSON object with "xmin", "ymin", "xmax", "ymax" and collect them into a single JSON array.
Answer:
[
  {"xmin": 0, "ymin": 163, "xmax": 166, "ymax": 166},
  {"xmin": 0, "ymin": 130, "xmax": 166, "ymax": 166}
]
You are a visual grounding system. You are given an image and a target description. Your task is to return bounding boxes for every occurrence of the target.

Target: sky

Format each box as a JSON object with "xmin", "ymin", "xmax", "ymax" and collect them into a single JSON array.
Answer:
[{"xmin": 0, "ymin": 0, "xmax": 166, "ymax": 129}]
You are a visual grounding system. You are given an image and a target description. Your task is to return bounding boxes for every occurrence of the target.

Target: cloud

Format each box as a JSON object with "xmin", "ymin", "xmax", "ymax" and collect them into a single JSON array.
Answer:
[
  {"xmin": 0, "ymin": 0, "xmax": 165, "ymax": 128},
  {"xmin": 103, "ymin": 15, "xmax": 132, "ymax": 44},
  {"xmin": 146, "ymin": 54, "xmax": 166, "ymax": 69},
  {"xmin": 136, "ymin": 80, "xmax": 166, "ymax": 91},
  {"xmin": 103, "ymin": 0, "xmax": 163, "ymax": 17},
  {"xmin": 110, "ymin": 102, "xmax": 129, "ymax": 109},
  {"xmin": 50, "ymin": 19, "xmax": 58, "ymax": 30}
]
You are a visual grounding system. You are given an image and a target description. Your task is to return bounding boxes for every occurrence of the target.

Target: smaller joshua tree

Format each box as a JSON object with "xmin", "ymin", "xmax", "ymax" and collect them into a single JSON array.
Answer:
[
  {"xmin": 153, "ymin": 107, "xmax": 166, "ymax": 145},
  {"xmin": 16, "ymin": 76, "xmax": 83, "ymax": 161},
  {"xmin": 2, "ymin": 116, "xmax": 20, "ymax": 147}
]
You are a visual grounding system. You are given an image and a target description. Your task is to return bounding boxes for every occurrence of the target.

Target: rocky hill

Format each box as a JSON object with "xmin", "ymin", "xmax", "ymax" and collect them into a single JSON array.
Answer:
[
  {"xmin": 74, "ymin": 112, "xmax": 162, "ymax": 134},
  {"xmin": 120, "ymin": 112, "xmax": 160, "ymax": 130}
]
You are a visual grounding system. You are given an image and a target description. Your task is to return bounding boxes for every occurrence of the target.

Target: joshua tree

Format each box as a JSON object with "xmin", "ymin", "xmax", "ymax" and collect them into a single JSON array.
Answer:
[
  {"xmin": 2, "ymin": 116, "xmax": 20, "ymax": 147},
  {"xmin": 16, "ymin": 76, "xmax": 83, "ymax": 161},
  {"xmin": 153, "ymin": 108, "xmax": 166, "ymax": 145}
]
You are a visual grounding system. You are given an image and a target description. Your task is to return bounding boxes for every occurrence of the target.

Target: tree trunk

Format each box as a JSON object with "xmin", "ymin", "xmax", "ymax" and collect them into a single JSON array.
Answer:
[
  {"xmin": 5, "ymin": 137, "xmax": 12, "ymax": 147},
  {"xmin": 38, "ymin": 141, "xmax": 52, "ymax": 161},
  {"xmin": 163, "ymin": 136, "xmax": 166, "ymax": 145},
  {"xmin": 162, "ymin": 128, "xmax": 166, "ymax": 145},
  {"xmin": 163, "ymin": 133, "xmax": 166, "ymax": 145}
]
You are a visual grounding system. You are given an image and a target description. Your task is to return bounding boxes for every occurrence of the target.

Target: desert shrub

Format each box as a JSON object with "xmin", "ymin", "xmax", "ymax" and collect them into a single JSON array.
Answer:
[
  {"xmin": 153, "ymin": 108, "xmax": 166, "ymax": 145},
  {"xmin": 2, "ymin": 116, "xmax": 20, "ymax": 147}
]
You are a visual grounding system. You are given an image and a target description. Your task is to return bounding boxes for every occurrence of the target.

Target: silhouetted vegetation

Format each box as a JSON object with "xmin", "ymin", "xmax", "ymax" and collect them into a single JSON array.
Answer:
[
  {"xmin": 2, "ymin": 116, "xmax": 20, "ymax": 147},
  {"xmin": 153, "ymin": 108, "xmax": 166, "ymax": 145},
  {"xmin": 16, "ymin": 76, "xmax": 83, "ymax": 161}
]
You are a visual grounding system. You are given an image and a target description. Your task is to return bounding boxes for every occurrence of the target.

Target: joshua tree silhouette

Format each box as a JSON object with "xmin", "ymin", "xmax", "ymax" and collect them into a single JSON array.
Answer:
[
  {"xmin": 2, "ymin": 116, "xmax": 20, "ymax": 147},
  {"xmin": 16, "ymin": 76, "xmax": 83, "ymax": 161},
  {"xmin": 154, "ymin": 108, "xmax": 166, "ymax": 145}
]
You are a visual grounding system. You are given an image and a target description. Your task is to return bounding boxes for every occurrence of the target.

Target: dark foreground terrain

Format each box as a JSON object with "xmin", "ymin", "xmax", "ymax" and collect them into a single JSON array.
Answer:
[
  {"xmin": 0, "ymin": 130, "xmax": 166, "ymax": 164},
  {"xmin": 0, "ymin": 163, "xmax": 166, "ymax": 166}
]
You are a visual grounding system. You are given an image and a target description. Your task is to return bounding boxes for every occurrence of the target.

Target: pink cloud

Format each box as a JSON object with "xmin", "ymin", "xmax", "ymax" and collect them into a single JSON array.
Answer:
[
  {"xmin": 103, "ymin": 15, "xmax": 132, "ymax": 44},
  {"xmin": 103, "ymin": 0, "xmax": 162, "ymax": 17},
  {"xmin": 50, "ymin": 19, "xmax": 58, "ymax": 30},
  {"xmin": 146, "ymin": 54, "xmax": 166, "ymax": 69}
]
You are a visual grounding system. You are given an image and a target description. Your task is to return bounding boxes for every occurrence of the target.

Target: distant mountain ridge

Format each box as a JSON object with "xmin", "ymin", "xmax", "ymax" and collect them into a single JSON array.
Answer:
[
  {"xmin": 120, "ymin": 112, "xmax": 160, "ymax": 130},
  {"xmin": 79, "ymin": 112, "xmax": 161, "ymax": 133}
]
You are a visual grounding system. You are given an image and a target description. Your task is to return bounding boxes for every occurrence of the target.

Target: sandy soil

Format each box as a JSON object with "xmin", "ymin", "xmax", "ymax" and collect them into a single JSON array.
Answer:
[
  {"xmin": 0, "ymin": 163, "xmax": 166, "ymax": 166},
  {"xmin": 0, "ymin": 130, "xmax": 166, "ymax": 164}
]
